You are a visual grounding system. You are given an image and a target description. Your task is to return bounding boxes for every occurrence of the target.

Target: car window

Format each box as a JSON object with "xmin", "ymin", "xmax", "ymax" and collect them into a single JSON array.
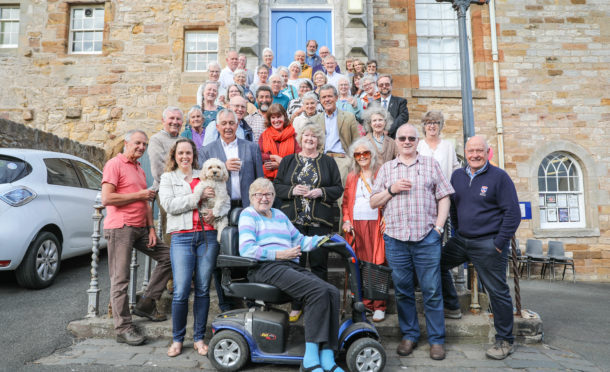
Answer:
[
  {"xmin": 44, "ymin": 158, "xmax": 82, "ymax": 188},
  {"xmin": 72, "ymin": 160, "xmax": 102, "ymax": 190},
  {"xmin": 0, "ymin": 155, "xmax": 32, "ymax": 184}
]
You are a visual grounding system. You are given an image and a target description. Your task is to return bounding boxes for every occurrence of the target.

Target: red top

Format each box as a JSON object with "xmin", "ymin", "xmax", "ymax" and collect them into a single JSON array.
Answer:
[
  {"xmin": 102, "ymin": 153, "xmax": 149, "ymax": 229},
  {"xmin": 173, "ymin": 178, "xmax": 215, "ymax": 234}
]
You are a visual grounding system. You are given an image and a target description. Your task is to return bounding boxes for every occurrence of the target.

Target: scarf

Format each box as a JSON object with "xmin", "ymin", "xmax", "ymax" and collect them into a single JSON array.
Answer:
[{"xmin": 260, "ymin": 125, "xmax": 296, "ymax": 179}]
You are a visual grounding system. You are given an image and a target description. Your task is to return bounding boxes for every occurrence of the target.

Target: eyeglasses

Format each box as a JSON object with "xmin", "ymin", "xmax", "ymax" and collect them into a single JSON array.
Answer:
[
  {"xmin": 397, "ymin": 136, "xmax": 418, "ymax": 142},
  {"xmin": 353, "ymin": 151, "xmax": 371, "ymax": 159},
  {"xmin": 424, "ymin": 121, "xmax": 440, "ymax": 126},
  {"xmin": 378, "ymin": 83, "xmax": 391, "ymax": 87},
  {"xmin": 253, "ymin": 192, "xmax": 274, "ymax": 200}
]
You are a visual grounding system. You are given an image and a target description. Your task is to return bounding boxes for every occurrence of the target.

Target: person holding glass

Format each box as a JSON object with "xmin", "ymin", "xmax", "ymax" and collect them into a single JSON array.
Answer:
[
  {"xmin": 159, "ymin": 138, "xmax": 226, "ymax": 358},
  {"xmin": 273, "ymin": 122, "xmax": 343, "ymax": 322}
]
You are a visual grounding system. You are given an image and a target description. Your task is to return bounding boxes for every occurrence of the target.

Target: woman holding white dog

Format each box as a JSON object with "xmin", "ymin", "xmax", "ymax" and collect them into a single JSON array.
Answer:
[{"xmin": 159, "ymin": 138, "xmax": 220, "ymax": 358}]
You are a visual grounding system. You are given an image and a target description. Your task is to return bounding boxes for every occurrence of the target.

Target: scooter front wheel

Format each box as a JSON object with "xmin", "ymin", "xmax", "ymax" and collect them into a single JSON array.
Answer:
[
  {"xmin": 346, "ymin": 337, "xmax": 386, "ymax": 372},
  {"xmin": 208, "ymin": 330, "xmax": 250, "ymax": 371}
]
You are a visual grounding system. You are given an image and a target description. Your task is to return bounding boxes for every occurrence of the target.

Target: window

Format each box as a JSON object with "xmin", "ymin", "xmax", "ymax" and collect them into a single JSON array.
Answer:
[
  {"xmin": 68, "ymin": 5, "xmax": 104, "ymax": 54},
  {"xmin": 44, "ymin": 158, "xmax": 82, "ymax": 188},
  {"xmin": 72, "ymin": 160, "xmax": 102, "ymax": 190},
  {"xmin": 538, "ymin": 153, "xmax": 585, "ymax": 229},
  {"xmin": 0, "ymin": 155, "xmax": 31, "ymax": 183},
  {"xmin": 415, "ymin": 0, "xmax": 470, "ymax": 89},
  {"xmin": 0, "ymin": 6, "xmax": 19, "ymax": 48},
  {"xmin": 184, "ymin": 31, "xmax": 218, "ymax": 72}
]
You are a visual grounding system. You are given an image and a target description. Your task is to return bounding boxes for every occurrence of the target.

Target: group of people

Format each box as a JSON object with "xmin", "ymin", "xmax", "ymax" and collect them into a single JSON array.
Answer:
[{"xmin": 99, "ymin": 39, "xmax": 522, "ymax": 371}]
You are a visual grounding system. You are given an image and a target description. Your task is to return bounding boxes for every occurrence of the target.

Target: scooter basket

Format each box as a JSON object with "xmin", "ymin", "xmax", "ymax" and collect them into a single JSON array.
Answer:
[{"xmin": 359, "ymin": 261, "xmax": 392, "ymax": 300}]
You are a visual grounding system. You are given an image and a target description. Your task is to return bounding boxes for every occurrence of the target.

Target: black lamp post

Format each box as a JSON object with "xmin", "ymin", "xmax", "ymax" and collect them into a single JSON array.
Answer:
[{"xmin": 436, "ymin": 0, "xmax": 489, "ymax": 146}]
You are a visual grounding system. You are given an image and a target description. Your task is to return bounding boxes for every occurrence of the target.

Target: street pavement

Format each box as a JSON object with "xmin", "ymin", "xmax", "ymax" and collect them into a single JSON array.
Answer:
[{"xmin": 1, "ymin": 251, "xmax": 608, "ymax": 371}]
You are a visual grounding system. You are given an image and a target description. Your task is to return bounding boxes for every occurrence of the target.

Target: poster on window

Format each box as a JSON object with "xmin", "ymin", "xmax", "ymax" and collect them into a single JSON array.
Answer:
[
  {"xmin": 539, "ymin": 195, "xmax": 545, "ymax": 207},
  {"xmin": 569, "ymin": 208, "xmax": 580, "ymax": 222},
  {"xmin": 540, "ymin": 209, "xmax": 547, "ymax": 223},
  {"xmin": 546, "ymin": 194, "xmax": 556, "ymax": 208},
  {"xmin": 557, "ymin": 194, "xmax": 568, "ymax": 208},
  {"xmin": 558, "ymin": 208, "xmax": 569, "ymax": 222},
  {"xmin": 547, "ymin": 208, "xmax": 557, "ymax": 222},
  {"xmin": 568, "ymin": 194, "xmax": 579, "ymax": 208}
]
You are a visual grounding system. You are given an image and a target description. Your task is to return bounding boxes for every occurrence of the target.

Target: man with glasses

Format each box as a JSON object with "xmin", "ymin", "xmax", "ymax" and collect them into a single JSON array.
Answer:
[
  {"xmin": 268, "ymin": 74, "xmax": 290, "ymax": 109},
  {"xmin": 201, "ymin": 96, "xmax": 254, "ymax": 146},
  {"xmin": 376, "ymin": 74, "xmax": 409, "ymax": 138},
  {"xmin": 371, "ymin": 124, "xmax": 454, "ymax": 361}
]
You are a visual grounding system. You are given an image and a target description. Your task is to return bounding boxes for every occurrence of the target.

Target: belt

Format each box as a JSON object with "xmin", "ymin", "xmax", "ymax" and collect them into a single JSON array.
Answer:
[{"xmin": 326, "ymin": 152, "xmax": 346, "ymax": 158}]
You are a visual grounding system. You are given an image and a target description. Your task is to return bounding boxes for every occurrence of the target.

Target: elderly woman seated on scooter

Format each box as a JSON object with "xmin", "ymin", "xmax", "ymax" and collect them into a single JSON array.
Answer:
[{"xmin": 239, "ymin": 178, "xmax": 344, "ymax": 372}]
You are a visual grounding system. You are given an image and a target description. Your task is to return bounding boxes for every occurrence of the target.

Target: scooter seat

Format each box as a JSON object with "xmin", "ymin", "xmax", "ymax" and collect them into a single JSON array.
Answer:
[{"xmin": 225, "ymin": 282, "xmax": 292, "ymax": 304}]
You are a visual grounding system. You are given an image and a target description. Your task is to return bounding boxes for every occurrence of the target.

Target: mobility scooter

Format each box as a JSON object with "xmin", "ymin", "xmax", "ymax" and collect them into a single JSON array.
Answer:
[{"xmin": 207, "ymin": 208, "xmax": 391, "ymax": 372}]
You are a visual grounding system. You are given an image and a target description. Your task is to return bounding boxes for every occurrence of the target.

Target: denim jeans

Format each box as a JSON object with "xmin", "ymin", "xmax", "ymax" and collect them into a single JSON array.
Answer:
[
  {"xmin": 440, "ymin": 234, "xmax": 514, "ymax": 343},
  {"xmin": 384, "ymin": 230, "xmax": 445, "ymax": 344},
  {"xmin": 170, "ymin": 230, "xmax": 219, "ymax": 343}
]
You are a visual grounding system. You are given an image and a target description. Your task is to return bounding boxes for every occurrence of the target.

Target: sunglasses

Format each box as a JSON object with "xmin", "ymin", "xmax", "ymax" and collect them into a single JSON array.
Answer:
[
  {"xmin": 353, "ymin": 151, "xmax": 372, "ymax": 159},
  {"xmin": 397, "ymin": 136, "xmax": 418, "ymax": 142}
]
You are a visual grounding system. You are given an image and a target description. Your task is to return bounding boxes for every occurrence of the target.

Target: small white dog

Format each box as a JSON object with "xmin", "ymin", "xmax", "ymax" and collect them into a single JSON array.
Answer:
[{"xmin": 198, "ymin": 158, "xmax": 231, "ymax": 241}]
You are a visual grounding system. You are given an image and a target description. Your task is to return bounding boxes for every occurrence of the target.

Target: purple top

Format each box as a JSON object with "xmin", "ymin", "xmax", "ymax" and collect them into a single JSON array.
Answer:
[{"xmin": 192, "ymin": 128, "xmax": 205, "ymax": 150}]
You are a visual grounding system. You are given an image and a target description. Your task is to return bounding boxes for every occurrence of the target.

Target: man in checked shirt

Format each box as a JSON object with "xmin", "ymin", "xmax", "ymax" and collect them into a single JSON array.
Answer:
[{"xmin": 370, "ymin": 123, "xmax": 454, "ymax": 361}]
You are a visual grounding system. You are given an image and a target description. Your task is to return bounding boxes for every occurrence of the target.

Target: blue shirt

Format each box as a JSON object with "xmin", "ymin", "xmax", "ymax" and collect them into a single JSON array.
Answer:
[
  {"xmin": 466, "ymin": 161, "xmax": 489, "ymax": 180},
  {"xmin": 324, "ymin": 110, "xmax": 344, "ymax": 154},
  {"xmin": 273, "ymin": 93, "xmax": 291, "ymax": 109}
]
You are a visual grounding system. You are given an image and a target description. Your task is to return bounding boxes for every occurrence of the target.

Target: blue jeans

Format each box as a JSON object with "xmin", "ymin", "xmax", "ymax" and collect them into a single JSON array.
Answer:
[
  {"xmin": 170, "ymin": 230, "xmax": 219, "ymax": 343},
  {"xmin": 441, "ymin": 234, "xmax": 514, "ymax": 343},
  {"xmin": 384, "ymin": 230, "xmax": 445, "ymax": 344}
]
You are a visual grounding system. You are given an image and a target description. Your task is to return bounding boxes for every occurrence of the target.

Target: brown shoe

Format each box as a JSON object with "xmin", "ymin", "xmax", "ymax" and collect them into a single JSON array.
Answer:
[
  {"xmin": 429, "ymin": 344, "xmax": 446, "ymax": 360},
  {"xmin": 396, "ymin": 339, "xmax": 417, "ymax": 356},
  {"xmin": 134, "ymin": 297, "xmax": 167, "ymax": 322}
]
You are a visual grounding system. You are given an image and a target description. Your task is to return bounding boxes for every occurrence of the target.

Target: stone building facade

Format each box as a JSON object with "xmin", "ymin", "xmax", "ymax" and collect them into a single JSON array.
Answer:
[{"xmin": 1, "ymin": 0, "xmax": 608, "ymax": 280}]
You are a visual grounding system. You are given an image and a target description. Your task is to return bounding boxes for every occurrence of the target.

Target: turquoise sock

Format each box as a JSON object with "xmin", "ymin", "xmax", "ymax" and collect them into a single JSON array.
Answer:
[
  {"xmin": 320, "ymin": 348, "xmax": 344, "ymax": 372},
  {"xmin": 303, "ymin": 342, "xmax": 322, "ymax": 371}
]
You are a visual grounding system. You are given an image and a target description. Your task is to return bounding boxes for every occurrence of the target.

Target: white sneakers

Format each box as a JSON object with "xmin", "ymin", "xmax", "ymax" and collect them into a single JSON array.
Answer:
[{"xmin": 372, "ymin": 310, "xmax": 386, "ymax": 322}]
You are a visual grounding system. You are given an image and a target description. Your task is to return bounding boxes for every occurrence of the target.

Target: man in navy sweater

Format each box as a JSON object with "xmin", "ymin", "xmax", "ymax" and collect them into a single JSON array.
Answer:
[{"xmin": 441, "ymin": 135, "xmax": 521, "ymax": 360}]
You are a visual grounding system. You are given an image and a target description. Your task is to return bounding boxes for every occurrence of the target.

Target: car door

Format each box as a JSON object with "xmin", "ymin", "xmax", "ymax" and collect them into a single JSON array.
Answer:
[{"xmin": 43, "ymin": 158, "xmax": 97, "ymax": 254}]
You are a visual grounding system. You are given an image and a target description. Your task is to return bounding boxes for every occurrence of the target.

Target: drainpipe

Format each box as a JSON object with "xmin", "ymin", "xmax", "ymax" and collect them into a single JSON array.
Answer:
[
  {"xmin": 366, "ymin": 0, "xmax": 375, "ymax": 59},
  {"xmin": 489, "ymin": 0, "xmax": 504, "ymax": 169}
]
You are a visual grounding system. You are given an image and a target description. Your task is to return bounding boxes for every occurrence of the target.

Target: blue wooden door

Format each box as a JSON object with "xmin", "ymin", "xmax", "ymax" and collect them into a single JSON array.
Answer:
[{"xmin": 271, "ymin": 11, "xmax": 332, "ymax": 68}]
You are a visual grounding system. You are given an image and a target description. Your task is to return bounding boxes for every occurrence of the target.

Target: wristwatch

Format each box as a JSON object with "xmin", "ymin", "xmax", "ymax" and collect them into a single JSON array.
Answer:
[
  {"xmin": 434, "ymin": 225, "xmax": 444, "ymax": 234},
  {"xmin": 387, "ymin": 186, "xmax": 397, "ymax": 197}
]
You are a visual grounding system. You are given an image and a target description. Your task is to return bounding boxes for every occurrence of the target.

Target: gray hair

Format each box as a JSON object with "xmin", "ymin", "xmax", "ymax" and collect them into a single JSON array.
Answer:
[
  {"xmin": 208, "ymin": 61, "xmax": 221, "ymax": 71},
  {"xmin": 124, "ymin": 129, "xmax": 148, "ymax": 142},
  {"xmin": 360, "ymin": 75, "xmax": 376, "ymax": 90},
  {"xmin": 302, "ymin": 91, "xmax": 318, "ymax": 102},
  {"xmin": 202, "ymin": 80, "xmax": 220, "ymax": 92},
  {"xmin": 397, "ymin": 123, "xmax": 421, "ymax": 139},
  {"xmin": 296, "ymin": 122, "xmax": 325, "ymax": 152},
  {"xmin": 337, "ymin": 76, "xmax": 351, "ymax": 86},
  {"xmin": 256, "ymin": 64, "xmax": 269, "ymax": 74},
  {"xmin": 288, "ymin": 61, "xmax": 302, "ymax": 74},
  {"xmin": 187, "ymin": 105, "xmax": 203, "ymax": 119},
  {"xmin": 233, "ymin": 69, "xmax": 247, "ymax": 78},
  {"xmin": 421, "ymin": 110, "xmax": 445, "ymax": 135},
  {"xmin": 248, "ymin": 177, "xmax": 275, "ymax": 201},
  {"xmin": 323, "ymin": 54, "xmax": 336, "ymax": 64},
  {"xmin": 277, "ymin": 66, "xmax": 289, "ymax": 75},
  {"xmin": 348, "ymin": 137, "xmax": 379, "ymax": 173},
  {"xmin": 262, "ymin": 47, "xmax": 274, "ymax": 56},
  {"xmin": 312, "ymin": 71, "xmax": 327, "ymax": 84},
  {"xmin": 162, "ymin": 106, "xmax": 183, "ymax": 121},
  {"xmin": 319, "ymin": 84, "xmax": 338, "ymax": 97},
  {"xmin": 269, "ymin": 73, "xmax": 283, "ymax": 83},
  {"xmin": 216, "ymin": 108, "xmax": 238, "ymax": 124},
  {"xmin": 363, "ymin": 105, "xmax": 393, "ymax": 133}
]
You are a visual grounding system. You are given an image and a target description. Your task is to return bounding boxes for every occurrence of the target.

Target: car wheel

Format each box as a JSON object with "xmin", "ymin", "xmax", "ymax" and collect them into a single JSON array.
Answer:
[
  {"xmin": 208, "ymin": 330, "xmax": 249, "ymax": 371},
  {"xmin": 346, "ymin": 337, "xmax": 386, "ymax": 372},
  {"xmin": 15, "ymin": 231, "xmax": 62, "ymax": 289}
]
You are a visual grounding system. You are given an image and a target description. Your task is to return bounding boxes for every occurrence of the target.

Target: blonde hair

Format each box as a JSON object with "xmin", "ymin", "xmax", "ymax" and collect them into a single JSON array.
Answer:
[{"xmin": 296, "ymin": 122, "xmax": 325, "ymax": 153}]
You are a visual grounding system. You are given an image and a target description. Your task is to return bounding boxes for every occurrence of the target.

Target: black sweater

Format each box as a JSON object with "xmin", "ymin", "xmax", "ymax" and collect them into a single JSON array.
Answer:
[{"xmin": 449, "ymin": 163, "xmax": 521, "ymax": 249}]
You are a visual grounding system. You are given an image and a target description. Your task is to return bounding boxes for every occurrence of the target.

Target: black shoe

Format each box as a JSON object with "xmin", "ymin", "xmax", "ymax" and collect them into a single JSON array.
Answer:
[
  {"xmin": 116, "ymin": 329, "xmax": 145, "ymax": 346},
  {"xmin": 134, "ymin": 297, "xmax": 167, "ymax": 322}
]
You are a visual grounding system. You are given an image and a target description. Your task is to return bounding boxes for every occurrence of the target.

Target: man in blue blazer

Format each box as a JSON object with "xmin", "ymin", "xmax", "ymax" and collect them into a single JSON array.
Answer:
[{"xmin": 198, "ymin": 108, "xmax": 263, "ymax": 209}]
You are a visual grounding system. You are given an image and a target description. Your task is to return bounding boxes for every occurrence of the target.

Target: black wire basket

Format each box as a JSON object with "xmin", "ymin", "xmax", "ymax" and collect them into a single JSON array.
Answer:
[{"xmin": 359, "ymin": 261, "xmax": 392, "ymax": 301}]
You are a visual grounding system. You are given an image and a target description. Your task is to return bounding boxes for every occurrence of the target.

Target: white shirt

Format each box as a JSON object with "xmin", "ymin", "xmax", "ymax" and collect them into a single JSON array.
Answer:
[
  {"xmin": 417, "ymin": 138, "xmax": 461, "ymax": 181},
  {"xmin": 326, "ymin": 72, "xmax": 346, "ymax": 89},
  {"xmin": 353, "ymin": 177, "xmax": 378, "ymax": 220},
  {"xmin": 380, "ymin": 94, "xmax": 392, "ymax": 110},
  {"xmin": 324, "ymin": 110, "xmax": 344, "ymax": 154},
  {"xmin": 219, "ymin": 67, "xmax": 236, "ymax": 90},
  {"xmin": 221, "ymin": 138, "xmax": 241, "ymax": 200}
]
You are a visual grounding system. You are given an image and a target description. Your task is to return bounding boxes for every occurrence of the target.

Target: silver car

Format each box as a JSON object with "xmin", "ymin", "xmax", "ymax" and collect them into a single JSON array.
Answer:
[{"xmin": 0, "ymin": 149, "xmax": 105, "ymax": 289}]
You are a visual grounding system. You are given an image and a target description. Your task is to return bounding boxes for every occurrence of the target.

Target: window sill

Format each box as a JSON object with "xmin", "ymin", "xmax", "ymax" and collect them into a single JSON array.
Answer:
[
  {"xmin": 411, "ymin": 89, "xmax": 487, "ymax": 99},
  {"xmin": 533, "ymin": 227, "xmax": 600, "ymax": 238}
]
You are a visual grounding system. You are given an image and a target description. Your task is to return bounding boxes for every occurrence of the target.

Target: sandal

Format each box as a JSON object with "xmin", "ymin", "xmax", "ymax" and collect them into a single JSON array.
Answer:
[
  {"xmin": 194, "ymin": 341, "xmax": 209, "ymax": 356},
  {"xmin": 167, "ymin": 342, "xmax": 182, "ymax": 357}
]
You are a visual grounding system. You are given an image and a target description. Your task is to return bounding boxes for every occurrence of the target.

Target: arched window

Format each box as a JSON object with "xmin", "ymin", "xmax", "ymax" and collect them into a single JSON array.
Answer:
[{"xmin": 538, "ymin": 152, "xmax": 585, "ymax": 229}]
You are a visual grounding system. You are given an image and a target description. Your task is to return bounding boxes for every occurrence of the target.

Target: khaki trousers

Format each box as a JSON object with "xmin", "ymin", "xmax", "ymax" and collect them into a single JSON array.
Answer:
[{"xmin": 105, "ymin": 226, "xmax": 171, "ymax": 333}]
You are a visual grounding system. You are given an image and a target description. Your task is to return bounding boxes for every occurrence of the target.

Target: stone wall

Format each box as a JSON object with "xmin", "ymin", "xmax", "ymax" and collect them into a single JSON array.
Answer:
[
  {"xmin": 0, "ymin": 118, "xmax": 106, "ymax": 169},
  {"xmin": 0, "ymin": 0, "xmax": 230, "ymax": 153}
]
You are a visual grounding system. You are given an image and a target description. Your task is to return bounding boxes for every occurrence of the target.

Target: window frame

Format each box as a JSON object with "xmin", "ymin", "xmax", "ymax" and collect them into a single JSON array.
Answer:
[
  {"xmin": 67, "ymin": 4, "xmax": 105, "ymax": 55},
  {"xmin": 184, "ymin": 30, "xmax": 219, "ymax": 72},
  {"xmin": 0, "ymin": 5, "xmax": 20, "ymax": 49}
]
